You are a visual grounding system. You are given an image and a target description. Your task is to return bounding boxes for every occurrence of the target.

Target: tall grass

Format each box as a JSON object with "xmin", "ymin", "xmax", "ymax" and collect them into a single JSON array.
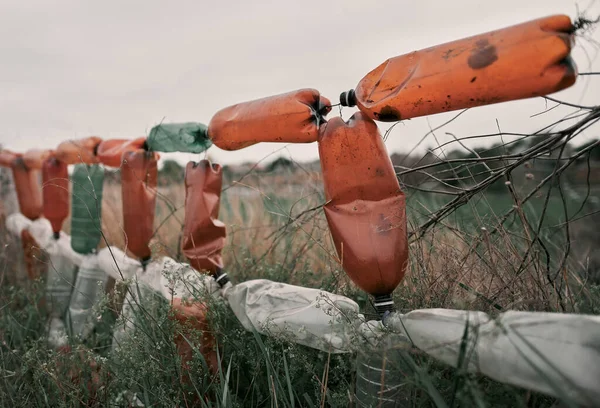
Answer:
[{"xmin": 0, "ymin": 164, "xmax": 598, "ymax": 407}]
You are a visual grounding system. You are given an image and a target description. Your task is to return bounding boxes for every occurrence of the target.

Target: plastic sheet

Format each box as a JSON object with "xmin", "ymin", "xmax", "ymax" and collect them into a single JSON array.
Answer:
[
  {"xmin": 222, "ymin": 279, "xmax": 361, "ymax": 353},
  {"xmin": 341, "ymin": 15, "xmax": 577, "ymax": 122},
  {"xmin": 381, "ymin": 309, "xmax": 600, "ymax": 406},
  {"xmin": 70, "ymin": 164, "xmax": 105, "ymax": 254},
  {"xmin": 96, "ymin": 137, "xmax": 147, "ymax": 168},
  {"xmin": 121, "ymin": 150, "xmax": 158, "ymax": 261},
  {"xmin": 42, "ymin": 158, "xmax": 70, "ymax": 234},
  {"xmin": 147, "ymin": 123, "xmax": 212, "ymax": 153},
  {"xmin": 11, "ymin": 157, "xmax": 43, "ymax": 220},
  {"xmin": 181, "ymin": 160, "xmax": 226, "ymax": 274},
  {"xmin": 318, "ymin": 112, "xmax": 408, "ymax": 298},
  {"xmin": 208, "ymin": 89, "xmax": 332, "ymax": 150},
  {"xmin": 55, "ymin": 136, "xmax": 102, "ymax": 165},
  {"xmin": 22, "ymin": 149, "xmax": 53, "ymax": 170}
]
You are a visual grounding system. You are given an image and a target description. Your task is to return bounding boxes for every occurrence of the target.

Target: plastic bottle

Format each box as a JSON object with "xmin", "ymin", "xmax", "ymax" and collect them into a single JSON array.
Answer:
[
  {"xmin": 181, "ymin": 160, "xmax": 226, "ymax": 274},
  {"xmin": 22, "ymin": 149, "xmax": 54, "ymax": 169},
  {"xmin": 0, "ymin": 149, "xmax": 18, "ymax": 167},
  {"xmin": 340, "ymin": 15, "xmax": 577, "ymax": 122},
  {"xmin": 46, "ymin": 237, "xmax": 79, "ymax": 348},
  {"xmin": 318, "ymin": 112, "xmax": 408, "ymax": 305},
  {"xmin": 67, "ymin": 254, "xmax": 108, "ymax": 340},
  {"xmin": 121, "ymin": 150, "xmax": 158, "ymax": 262},
  {"xmin": 96, "ymin": 137, "xmax": 147, "ymax": 168},
  {"xmin": 70, "ymin": 164, "xmax": 105, "ymax": 254},
  {"xmin": 55, "ymin": 136, "xmax": 102, "ymax": 165},
  {"xmin": 208, "ymin": 89, "xmax": 332, "ymax": 150},
  {"xmin": 11, "ymin": 157, "xmax": 43, "ymax": 220},
  {"xmin": 42, "ymin": 158, "xmax": 70, "ymax": 237},
  {"xmin": 355, "ymin": 333, "xmax": 412, "ymax": 407},
  {"xmin": 147, "ymin": 123, "xmax": 212, "ymax": 153}
]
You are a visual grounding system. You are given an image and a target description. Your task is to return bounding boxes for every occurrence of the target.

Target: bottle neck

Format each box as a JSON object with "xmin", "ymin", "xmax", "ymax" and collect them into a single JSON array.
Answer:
[{"xmin": 373, "ymin": 294, "xmax": 395, "ymax": 320}]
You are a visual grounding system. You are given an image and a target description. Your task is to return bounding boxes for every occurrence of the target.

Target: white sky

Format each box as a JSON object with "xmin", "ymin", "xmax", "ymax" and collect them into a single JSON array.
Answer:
[{"xmin": 0, "ymin": 0, "xmax": 599, "ymax": 166}]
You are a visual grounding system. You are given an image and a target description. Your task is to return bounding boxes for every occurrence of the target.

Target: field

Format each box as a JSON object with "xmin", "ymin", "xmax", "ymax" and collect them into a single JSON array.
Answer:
[{"xmin": 0, "ymin": 151, "xmax": 599, "ymax": 407}]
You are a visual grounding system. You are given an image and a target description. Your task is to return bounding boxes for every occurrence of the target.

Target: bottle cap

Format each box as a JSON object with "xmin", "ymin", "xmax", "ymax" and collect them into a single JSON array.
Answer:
[{"xmin": 339, "ymin": 90, "xmax": 357, "ymax": 107}]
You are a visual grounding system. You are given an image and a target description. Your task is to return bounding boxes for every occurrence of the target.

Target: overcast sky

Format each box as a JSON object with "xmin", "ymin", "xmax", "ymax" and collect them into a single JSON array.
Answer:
[{"xmin": 0, "ymin": 0, "xmax": 598, "ymax": 166}]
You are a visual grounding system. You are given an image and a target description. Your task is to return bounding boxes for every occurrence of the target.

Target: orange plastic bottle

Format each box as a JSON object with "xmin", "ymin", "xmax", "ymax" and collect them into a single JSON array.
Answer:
[
  {"xmin": 22, "ymin": 149, "xmax": 54, "ymax": 170},
  {"xmin": 0, "ymin": 149, "xmax": 18, "ymax": 167},
  {"xmin": 96, "ymin": 137, "xmax": 147, "ymax": 168},
  {"xmin": 340, "ymin": 15, "xmax": 577, "ymax": 122},
  {"xmin": 11, "ymin": 157, "xmax": 43, "ymax": 221},
  {"xmin": 21, "ymin": 228, "xmax": 44, "ymax": 280},
  {"xmin": 55, "ymin": 136, "xmax": 102, "ymax": 165},
  {"xmin": 42, "ymin": 158, "xmax": 70, "ymax": 236},
  {"xmin": 181, "ymin": 160, "xmax": 226, "ymax": 274},
  {"xmin": 170, "ymin": 298, "xmax": 219, "ymax": 378},
  {"xmin": 208, "ymin": 89, "xmax": 332, "ymax": 150},
  {"xmin": 121, "ymin": 150, "xmax": 158, "ymax": 262},
  {"xmin": 318, "ymin": 112, "xmax": 408, "ymax": 314}
]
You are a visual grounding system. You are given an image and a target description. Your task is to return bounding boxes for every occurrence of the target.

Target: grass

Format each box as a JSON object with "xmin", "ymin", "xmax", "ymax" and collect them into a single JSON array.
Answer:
[{"xmin": 0, "ymin": 163, "xmax": 599, "ymax": 407}]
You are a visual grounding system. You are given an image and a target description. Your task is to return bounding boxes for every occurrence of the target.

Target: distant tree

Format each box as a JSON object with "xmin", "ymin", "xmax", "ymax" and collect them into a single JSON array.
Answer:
[{"xmin": 265, "ymin": 157, "xmax": 294, "ymax": 173}]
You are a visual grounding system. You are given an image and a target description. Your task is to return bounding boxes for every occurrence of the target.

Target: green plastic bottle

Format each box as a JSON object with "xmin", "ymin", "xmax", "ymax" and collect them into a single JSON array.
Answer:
[
  {"xmin": 147, "ymin": 122, "xmax": 212, "ymax": 153},
  {"xmin": 70, "ymin": 164, "xmax": 104, "ymax": 254}
]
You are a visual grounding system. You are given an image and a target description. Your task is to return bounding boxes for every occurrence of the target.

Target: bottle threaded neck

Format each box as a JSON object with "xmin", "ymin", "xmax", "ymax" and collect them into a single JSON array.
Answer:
[{"xmin": 373, "ymin": 294, "xmax": 395, "ymax": 319}]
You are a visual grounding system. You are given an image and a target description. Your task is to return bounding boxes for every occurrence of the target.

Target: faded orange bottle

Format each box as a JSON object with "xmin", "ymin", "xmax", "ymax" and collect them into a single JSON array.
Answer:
[
  {"xmin": 96, "ymin": 137, "xmax": 147, "ymax": 168},
  {"xmin": 181, "ymin": 160, "xmax": 226, "ymax": 274},
  {"xmin": 55, "ymin": 136, "xmax": 102, "ymax": 165},
  {"xmin": 170, "ymin": 298, "xmax": 219, "ymax": 378},
  {"xmin": 0, "ymin": 150, "xmax": 17, "ymax": 167},
  {"xmin": 318, "ymin": 112, "xmax": 408, "ymax": 314},
  {"xmin": 11, "ymin": 157, "xmax": 43, "ymax": 221},
  {"xmin": 121, "ymin": 150, "xmax": 158, "ymax": 262},
  {"xmin": 22, "ymin": 149, "xmax": 54, "ymax": 170},
  {"xmin": 208, "ymin": 89, "xmax": 332, "ymax": 150},
  {"xmin": 340, "ymin": 15, "xmax": 577, "ymax": 122},
  {"xmin": 42, "ymin": 158, "xmax": 70, "ymax": 237}
]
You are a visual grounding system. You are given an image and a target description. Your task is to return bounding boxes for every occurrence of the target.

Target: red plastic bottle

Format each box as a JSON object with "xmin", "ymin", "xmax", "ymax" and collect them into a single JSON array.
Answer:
[
  {"xmin": 318, "ymin": 112, "xmax": 408, "ymax": 313},
  {"xmin": 55, "ymin": 136, "xmax": 102, "ymax": 165},
  {"xmin": 42, "ymin": 157, "xmax": 70, "ymax": 236},
  {"xmin": 97, "ymin": 138, "xmax": 147, "ymax": 168},
  {"xmin": 11, "ymin": 157, "xmax": 43, "ymax": 221},
  {"xmin": 181, "ymin": 160, "xmax": 226, "ymax": 274},
  {"xmin": 121, "ymin": 150, "xmax": 158, "ymax": 261}
]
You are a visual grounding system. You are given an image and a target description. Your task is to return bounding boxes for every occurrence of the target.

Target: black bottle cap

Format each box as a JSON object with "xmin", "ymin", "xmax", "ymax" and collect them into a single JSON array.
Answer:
[
  {"xmin": 214, "ymin": 267, "xmax": 230, "ymax": 288},
  {"xmin": 339, "ymin": 89, "xmax": 357, "ymax": 107}
]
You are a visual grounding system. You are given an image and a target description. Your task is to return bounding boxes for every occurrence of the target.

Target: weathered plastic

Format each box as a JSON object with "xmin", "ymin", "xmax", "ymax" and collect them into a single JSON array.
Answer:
[
  {"xmin": 208, "ymin": 89, "xmax": 332, "ymax": 150},
  {"xmin": 121, "ymin": 150, "xmax": 158, "ymax": 261},
  {"xmin": 55, "ymin": 136, "xmax": 102, "ymax": 165},
  {"xmin": 11, "ymin": 158, "xmax": 43, "ymax": 220},
  {"xmin": 96, "ymin": 137, "xmax": 147, "ymax": 168},
  {"xmin": 67, "ymin": 255, "xmax": 108, "ymax": 339},
  {"xmin": 147, "ymin": 123, "xmax": 212, "ymax": 153},
  {"xmin": 170, "ymin": 298, "xmax": 219, "ymax": 377},
  {"xmin": 42, "ymin": 158, "xmax": 70, "ymax": 234},
  {"xmin": 318, "ymin": 112, "xmax": 408, "ymax": 297},
  {"xmin": 22, "ymin": 149, "xmax": 54, "ymax": 170},
  {"xmin": 181, "ymin": 160, "xmax": 226, "ymax": 274},
  {"xmin": 0, "ymin": 149, "xmax": 18, "ymax": 167},
  {"xmin": 71, "ymin": 164, "xmax": 105, "ymax": 254},
  {"xmin": 341, "ymin": 15, "xmax": 577, "ymax": 122}
]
